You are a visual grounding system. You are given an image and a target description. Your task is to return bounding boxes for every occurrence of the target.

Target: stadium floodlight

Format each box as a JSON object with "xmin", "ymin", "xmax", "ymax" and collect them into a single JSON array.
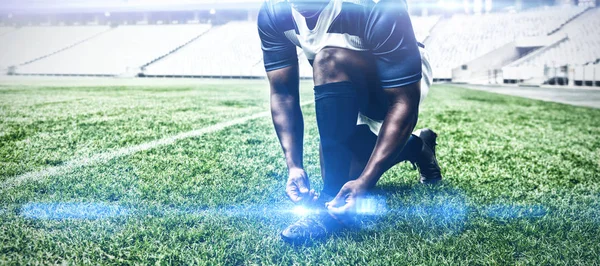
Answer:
[{"xmin": 209, "ymin": 8, "xmax": 216, "ymax": 15}]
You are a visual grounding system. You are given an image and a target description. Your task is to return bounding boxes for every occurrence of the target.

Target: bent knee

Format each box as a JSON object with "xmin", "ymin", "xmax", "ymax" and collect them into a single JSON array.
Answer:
[{"xmin": 312, "ymin": 48, "xmax": 372, "ymax": 86}]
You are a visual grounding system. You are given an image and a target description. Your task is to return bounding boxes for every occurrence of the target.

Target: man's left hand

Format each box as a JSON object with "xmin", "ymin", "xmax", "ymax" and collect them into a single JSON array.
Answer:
[{"xmin": 325, "ymin": 179, "xmax": 368, "ymax": 217}]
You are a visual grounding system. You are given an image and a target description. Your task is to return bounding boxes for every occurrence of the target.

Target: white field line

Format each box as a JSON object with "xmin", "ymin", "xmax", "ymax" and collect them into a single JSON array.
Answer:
[{"xmin": 1, "ymin": 101, "xmax": 314, "ymax": 192}]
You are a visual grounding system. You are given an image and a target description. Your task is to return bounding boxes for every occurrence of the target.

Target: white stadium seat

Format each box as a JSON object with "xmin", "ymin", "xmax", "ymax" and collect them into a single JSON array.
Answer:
[
  {"xmin": 425, "ymin": 6, "xmax": 587, "ymax": 77},
  {"xmin": 4, "ymin": 6, "xmax": 598, "ymax": 84},
  {"xmin": 143, "ymin": 22, "xmax": 262, "ymax": 77},
  {"xmin": 16, "ymin": 24, "xmax": 211, "ymax": 76},
  {"xmin": 0, "ymin": 26, "xmax": 109, "ymax": 71},
  {"xmin": 516, "ymin": 8, "xmax": 600, "ymax": 67}
]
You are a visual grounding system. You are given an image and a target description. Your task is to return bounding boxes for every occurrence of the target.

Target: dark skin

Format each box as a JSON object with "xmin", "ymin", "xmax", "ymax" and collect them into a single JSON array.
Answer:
[
  {"xmin": 268, "ymin": 64, "xmax": 317, "ymax": 203},
  {"xmin": 267, "ymin": 47, "xmax": 421, "ymax": 217}
]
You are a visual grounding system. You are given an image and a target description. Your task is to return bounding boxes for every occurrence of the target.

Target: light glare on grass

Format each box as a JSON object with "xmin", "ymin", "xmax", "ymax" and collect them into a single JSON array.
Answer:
[
  {"xmin": 292, "ymin": 205, "xmax": 311, "ymax": 216},
  {"xmin": 354, "ymin": 196, "xmax": 388, "ymax": 216},
  {"xmin": 21, "ymin": 203, "xmax": 129, "ymax": 220}
]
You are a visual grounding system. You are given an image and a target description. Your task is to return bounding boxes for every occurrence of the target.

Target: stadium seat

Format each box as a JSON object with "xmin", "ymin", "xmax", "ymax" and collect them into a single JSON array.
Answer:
[
  {"xmin": 0, "ymin": 26, "xmax": 109, "ymax": 71},
  {"xmin": 516, "ymin": 8, "xmax": 600, "ymax": 67},
  {"xmin": 143, "ymin": 22, "xmax": 262, "ymax": 77},
  {"xmin": 425, "ymin": 6, "xmax": 587, "ymax": 79},
  {"xmin": 16, "ymin": 24, "xmax": 211, "ymax": 76}
]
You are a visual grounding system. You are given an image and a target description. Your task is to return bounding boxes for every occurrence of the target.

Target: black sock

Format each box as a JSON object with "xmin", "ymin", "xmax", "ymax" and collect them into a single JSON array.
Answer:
[{"xmin": 314, "ymin": 81, "xmax": 359, "ymax": 196}]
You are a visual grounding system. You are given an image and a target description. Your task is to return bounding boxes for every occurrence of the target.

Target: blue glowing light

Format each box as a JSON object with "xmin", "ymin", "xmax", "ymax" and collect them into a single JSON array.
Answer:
[
  {"xmin": 21, "ymin": 202, "xmax": 129, "ymax": 220},
  {"xmin": 354, "ymin": 196, "xmax": 389, "ymax": 216},
  {"xmin": 16, "ymin": 199, "xmax": 548, "ymax": 228},
  {"xmin": 485, "ymin": 204, "xmax": 547, "ymax": 220},
  {"xmin": 291, "ymin": 206, "xmax": 311, "ymax": 216},
  {"xmin": 400, "ymin": 204, "xmax": 467, "ymax": 221},
  {"xmin": 384, "ymin": 200, "xmax": 469, "ymax": 230},
  {"xmin": 179, "ymin": 204, "xmax": 317, "ymax": 218}
]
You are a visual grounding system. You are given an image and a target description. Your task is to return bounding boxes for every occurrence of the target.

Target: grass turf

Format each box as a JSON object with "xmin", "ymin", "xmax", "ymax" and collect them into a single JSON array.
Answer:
[
  {"xmin": 0, "ymin": 82, "xmax": 277, "ymax": 180},
  {"xmin": 1, "ymin": 81, "xmax": 599, "ymax": 265}
]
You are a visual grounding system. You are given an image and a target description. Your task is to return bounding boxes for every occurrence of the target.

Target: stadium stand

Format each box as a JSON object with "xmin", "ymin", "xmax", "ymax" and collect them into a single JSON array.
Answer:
[
  {"xmin": 571, "ymin": 62, "xmax": 600, "ymax": 86},
  {"xmin": 514, "ymin": 7, "xmax": 600, "ymax": 67},
  {"xmin": 0, "ymin": 27, "xmax": 15, "ymax": 36},
  {"xmin": 144, "ymin": 16, "xmax": 439, "ymax": 78},
  {"xmin": 16, "ymin": 24, "xmax": 211, "ymax": 76},
  {"xmin": 4, "ymin": 5, "xmax": 598, "ymax": 86},
  {"xmin": 411, "ymin": 15, "xmax": 441, "ymax": 42},
  {"xmin": 425, "ymin": 6, "xmax": 587, "ymax": 79},
  {"xmin": 143, "ymin": 22, "xmax": 263, "ymax": 77},
  {"xmin": 0, "ymin": 26, "xmax": 109, "ymax": 71}
]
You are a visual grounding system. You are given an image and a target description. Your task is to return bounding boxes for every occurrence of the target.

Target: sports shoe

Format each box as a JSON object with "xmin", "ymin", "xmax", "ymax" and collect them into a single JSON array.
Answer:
[
  {"xmin": 281, "ymin": 195, "xmax": 344, "ymax": 244},
  {"xmin": 413, "ymin": 128, "xmax": 442, "ymax": 184}
]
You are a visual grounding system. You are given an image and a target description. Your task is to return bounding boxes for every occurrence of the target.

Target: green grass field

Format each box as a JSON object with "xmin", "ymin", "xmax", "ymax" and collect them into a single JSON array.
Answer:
[{"xmin": 1, "ymin": 80, "xmax": 599, "ymax": 265}]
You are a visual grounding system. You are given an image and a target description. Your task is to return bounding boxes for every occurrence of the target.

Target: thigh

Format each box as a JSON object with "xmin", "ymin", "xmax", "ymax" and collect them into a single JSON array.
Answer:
[
  {"xmin": 312, "ymin": 47, "xmax": 378, "ymax": 113},
  {"xmin": 363, "ymin": 47, "xmax": 432, "ymax": 120}
]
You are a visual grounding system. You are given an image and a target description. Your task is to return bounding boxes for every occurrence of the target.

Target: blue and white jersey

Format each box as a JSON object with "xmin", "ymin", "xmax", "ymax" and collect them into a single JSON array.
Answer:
[{"xmin": 258, "ymin": 0, "xmax": 423, "ymax": 89}]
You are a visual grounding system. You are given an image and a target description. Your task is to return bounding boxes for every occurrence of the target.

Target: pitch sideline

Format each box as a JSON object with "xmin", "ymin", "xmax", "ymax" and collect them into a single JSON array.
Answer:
[{"xmin": 1, "ymin": 101, "xmax": 314, "ymax": 192}]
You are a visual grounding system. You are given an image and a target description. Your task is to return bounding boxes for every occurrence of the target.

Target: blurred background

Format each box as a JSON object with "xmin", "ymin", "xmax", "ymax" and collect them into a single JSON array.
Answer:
[{"xmin": 0, "ymin": 0, "xmax": 598, "ymax": 86}]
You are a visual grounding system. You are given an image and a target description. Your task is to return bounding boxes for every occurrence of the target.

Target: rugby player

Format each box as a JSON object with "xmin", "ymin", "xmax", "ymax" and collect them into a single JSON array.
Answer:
[{"xmin": 258, "ymin": 0, "xmax": 442, "ymax": 243}]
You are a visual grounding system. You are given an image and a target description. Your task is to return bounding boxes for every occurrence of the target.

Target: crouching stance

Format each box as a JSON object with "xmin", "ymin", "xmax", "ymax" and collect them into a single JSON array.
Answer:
[{"xmin": 258, "ymin": 0, "xmax": 442, "ymax": 243}]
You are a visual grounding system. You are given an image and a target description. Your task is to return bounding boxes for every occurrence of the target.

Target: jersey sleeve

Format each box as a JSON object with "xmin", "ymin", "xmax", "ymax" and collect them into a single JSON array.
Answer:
[
  {"xmin": 364, "ymin": 0, "xmax": 422, "ymax": 88},
  {"xmin": 257, "ymin": 2, "xmax": 298, "ymax": 72}
]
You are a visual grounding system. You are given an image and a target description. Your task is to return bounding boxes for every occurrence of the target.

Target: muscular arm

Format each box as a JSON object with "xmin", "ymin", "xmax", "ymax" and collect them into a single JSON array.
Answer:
[
  {"xmin": 258, "ymin": 3, "xmax": 311, "ymax": 203},
  {"xmin": 359, "ymin": 0, "xmax": 422, "ymax": 187},
  {"xmin": 327, "ymin": 0, "xmax": 425, "ymax": 214},
  {"xmin": 267, "ymin": 65, "xmax": 304, "ymax": 171},
  {"xmin": 357, "ymin": 82, "xmax": 420, "ymax": 188},
  {"xmin": 326, "ymin": 81, "xmax": 421, "ymax": 214}
]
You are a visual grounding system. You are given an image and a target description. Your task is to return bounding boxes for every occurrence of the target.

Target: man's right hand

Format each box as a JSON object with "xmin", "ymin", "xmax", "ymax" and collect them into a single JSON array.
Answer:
[{"xmin": 286, "ymin": 168, "xmax": 317, "ymax": 204}]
